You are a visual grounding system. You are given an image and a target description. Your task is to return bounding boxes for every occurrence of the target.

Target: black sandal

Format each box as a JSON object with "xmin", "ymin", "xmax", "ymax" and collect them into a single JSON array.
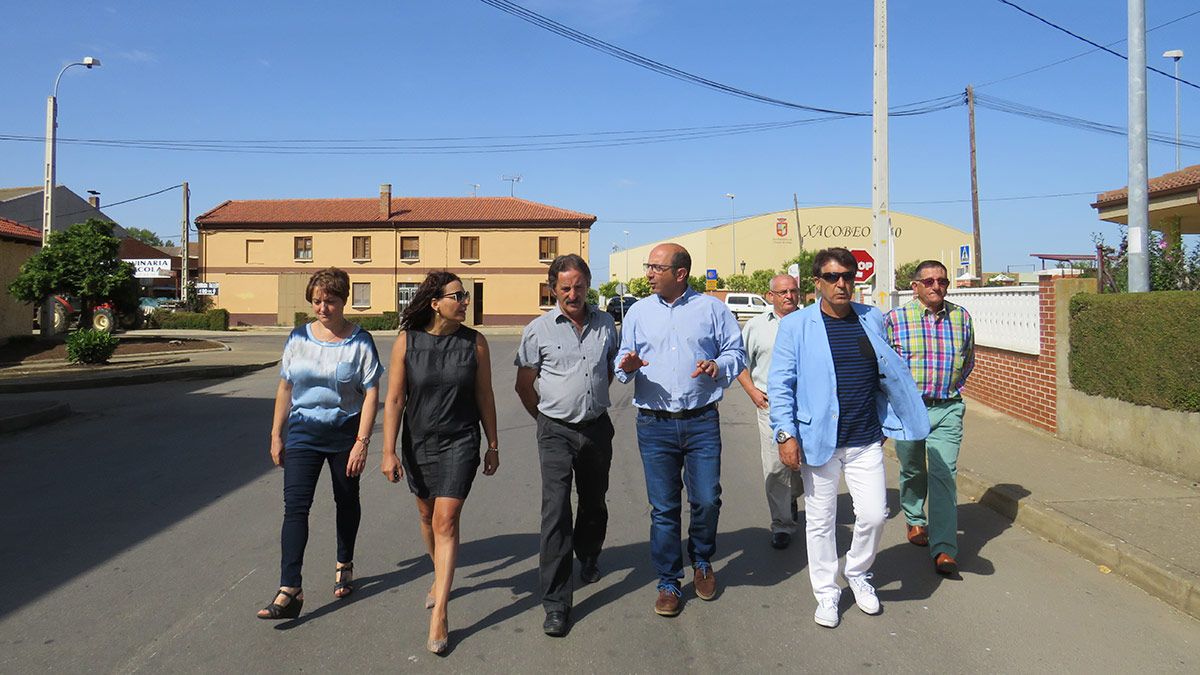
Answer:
[
  {"xmin": 257, "ymin": 588, "xmax": 302, "ymax": 620},
  {"xmin": 334, "ymin": 563, "xmax": 354, "ymax": 599}
]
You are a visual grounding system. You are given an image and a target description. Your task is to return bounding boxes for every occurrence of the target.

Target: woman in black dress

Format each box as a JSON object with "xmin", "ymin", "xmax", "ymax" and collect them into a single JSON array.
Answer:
[{"xmin": 381, "ymin": 271, "xmax": 499, "ymax": 654}]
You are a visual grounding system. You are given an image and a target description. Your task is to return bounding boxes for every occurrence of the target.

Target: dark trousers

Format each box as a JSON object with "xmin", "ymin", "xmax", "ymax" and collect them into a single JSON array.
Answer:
[
  {"xmin": 537, "ymin": 412, "xmax": 614, "ymax": 613},
  {"xmin": 280, "ymin": 445, "xmax": 361, "ymax": 587}
]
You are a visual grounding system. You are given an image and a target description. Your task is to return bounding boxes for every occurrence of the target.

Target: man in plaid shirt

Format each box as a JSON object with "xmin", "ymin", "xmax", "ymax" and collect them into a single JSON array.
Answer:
[{"xmin": 884, "ymin": 260, "xmax": 975, "ymax": 576}]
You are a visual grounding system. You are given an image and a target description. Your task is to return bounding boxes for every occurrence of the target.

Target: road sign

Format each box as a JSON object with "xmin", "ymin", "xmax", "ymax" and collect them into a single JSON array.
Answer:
[
  {"xmin": 849, "ymin": 249, "xmax": 876, "ymax": 284},
  {"xmin": 787, "ymin": 263, "xmax": 800, "ymax": 280},
  {"xmin": 960, "ymin": 245, "xmax": 971, "ymax": 267},
  {"xmin": 706, "ymin": 269, "xmax": 718, "ymax": 281},
  {"xmin": 705, "ymin": 279, "xmax": 718, "ymax": 291},
  {"xmin": 195, "ymin": 281, "xmax": 219, "ymax": 296},
  {"xmin": 615, "ymin": 282, "xmax": 627, "ymax": 295}
]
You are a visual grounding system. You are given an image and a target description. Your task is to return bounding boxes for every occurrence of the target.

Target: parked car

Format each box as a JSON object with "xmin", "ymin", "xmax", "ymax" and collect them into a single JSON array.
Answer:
[
  {"xmin": 724, "ymin": 292, "xmax": 770, "ymax": 320},
  {"xmin": 606, "ymin": 295, "xmax": 638, "ymax": 323}
]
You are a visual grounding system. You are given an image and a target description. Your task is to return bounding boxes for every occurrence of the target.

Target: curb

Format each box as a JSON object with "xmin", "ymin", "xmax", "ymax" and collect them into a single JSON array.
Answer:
[
  {"xmin": 0, "ymin": 401, "xmax": 71, "ymax": 434},
  {"xmin": 0, "ymin": 360, "xmax": 279, "ymax": 394},
  {"xmin": 884, "ymin": 444, "xmax": 1200, "ymax": 621}
]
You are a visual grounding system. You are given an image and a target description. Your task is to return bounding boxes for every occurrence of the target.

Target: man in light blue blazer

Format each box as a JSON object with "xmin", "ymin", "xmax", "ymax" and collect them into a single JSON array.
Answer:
[{"xmin": 768, "ymin": 248, "xmax": 929, "ymax": 629}]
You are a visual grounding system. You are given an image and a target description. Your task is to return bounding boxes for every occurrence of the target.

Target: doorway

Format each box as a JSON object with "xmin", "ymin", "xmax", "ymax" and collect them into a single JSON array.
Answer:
[{"xmin": 473, "ymin": 281, "xmax": 484, "ymax": 325}]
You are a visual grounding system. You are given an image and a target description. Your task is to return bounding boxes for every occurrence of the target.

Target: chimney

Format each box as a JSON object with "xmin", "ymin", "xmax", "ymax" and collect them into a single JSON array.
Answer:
[
  {"xmin": 87, "ymin": 190, "xmax": 100, "ymax": 209},
  {"xmin": 379, "ymin": 183, "xmax": 392, "ymax": 218}
]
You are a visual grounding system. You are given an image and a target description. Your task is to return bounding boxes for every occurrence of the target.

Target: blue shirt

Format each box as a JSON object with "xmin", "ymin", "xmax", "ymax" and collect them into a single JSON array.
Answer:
[
  {"xmin": 821, "ymin": 311, "xmax": 884, "ymax": 447},
  {"xmin": 614, "ymin": 287, "xmax": 746, "ymax": 412},
  {"xmin": 280, "ymin": 323, "xmax": 382, "ymax": 452}
]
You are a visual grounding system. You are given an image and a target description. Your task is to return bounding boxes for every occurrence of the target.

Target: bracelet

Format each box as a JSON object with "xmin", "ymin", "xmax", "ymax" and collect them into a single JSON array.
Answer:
[
  {"xmin": 356, "ymin": 436, "xmax": 371, "ymax": 446},
  {"xmin": 486, "ymin": 446, "xmax": 499, "ymax": 454}
]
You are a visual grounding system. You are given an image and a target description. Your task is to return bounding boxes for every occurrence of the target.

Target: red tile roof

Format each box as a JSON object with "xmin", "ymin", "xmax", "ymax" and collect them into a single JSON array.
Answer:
[
  {"xmin": 0, "ymin": 216, "xmax": 40, "ymax": 243},
  {"xmin": 1093, "ymin": 164, "xmax": 1200, "ymax": 206},
  {"xmin": 195, "ymin": 196, "xmax": 596, "ymax": 227}
]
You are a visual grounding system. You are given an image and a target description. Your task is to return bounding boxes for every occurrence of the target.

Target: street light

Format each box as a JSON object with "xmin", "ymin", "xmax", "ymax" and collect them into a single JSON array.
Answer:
[
  {"xmin": 43, "ymin": 56, "xmax": 101, "ymax": 245},
  {"xmin": 725, "ymin": 193, "xmax": 736, "ymax": 277},
  {"xmin": 1163, "ymin": 49, "xmax": 1184, "ymax": 170}
]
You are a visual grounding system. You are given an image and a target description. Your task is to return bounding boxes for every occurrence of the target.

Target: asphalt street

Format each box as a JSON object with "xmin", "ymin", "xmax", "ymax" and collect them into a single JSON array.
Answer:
[{"xmin": 0, "ymin": 333, "xmax": 1196, "ymax": 673}]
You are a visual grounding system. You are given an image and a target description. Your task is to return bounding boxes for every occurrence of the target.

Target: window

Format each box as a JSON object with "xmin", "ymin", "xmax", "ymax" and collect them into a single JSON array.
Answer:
[
  {"xmin": 460, "ymin": 236, "xmax": 480, "ymax": 261},
  {"xmin": 728, "ymin": 296, "xmax": 748, "ymax": 305},
  {"xmin": 246, "ymin": 239, "xmax": 264, "ymax": 264},
  {"xmin": 294, "ymin": 236, "xmax": 313, "ymax": 261},
  {"xmin": 352, "ymin": 236, "xmax": 371, "ymax": 261},
  {"xmin": 751, "ymin": 296, "xmax": 767, "ymax": 307},
  {"xmin": 351, "ymin": 282, "xmax": 371, "ymax": 308},
  {"xmin": 538, "ymin": 236, "xmax": 558, "ymax": 261},
  {"xmin": 401, "ymin": 236, "xmax": 420, "ymax": 260},
  {"xmin": 539, "ymin": 282, "xmax": 554, "ymax": 307},
  {"xmin": 397, "ymin": 282, "xmax": 419, "ymax": 313}
]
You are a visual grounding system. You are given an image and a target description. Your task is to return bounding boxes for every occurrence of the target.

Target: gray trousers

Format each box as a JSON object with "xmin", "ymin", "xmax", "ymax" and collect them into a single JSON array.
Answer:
[{"xmin": 756, "ymin": 408, "xmax": 803, "ymax": 534}]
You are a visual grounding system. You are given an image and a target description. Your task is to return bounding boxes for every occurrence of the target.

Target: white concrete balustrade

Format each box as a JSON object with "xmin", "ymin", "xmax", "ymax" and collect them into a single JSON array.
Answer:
[{"xmin": 896, "ymin": 286, "xmax": 1040, "ymax": 354}]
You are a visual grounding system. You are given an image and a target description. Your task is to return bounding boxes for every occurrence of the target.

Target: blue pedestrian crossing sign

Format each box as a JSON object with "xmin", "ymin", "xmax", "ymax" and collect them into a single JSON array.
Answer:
[
  {"xmin": 706, "ymin": 269, "xmax": 718, "ymax": 281},
  {"xmin": 960, "ymin": 245, "xmax": 971, "ymax": 266}
]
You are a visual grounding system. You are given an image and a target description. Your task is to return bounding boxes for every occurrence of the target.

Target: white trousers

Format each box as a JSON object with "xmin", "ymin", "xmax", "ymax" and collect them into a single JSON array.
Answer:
[
  {"xmin": 756, "ymin": 408, "xmax": 803, "ymax": 533},
  {"xmin": 801, "ymin": 441, "xmax": 887, "ymax": 602}
]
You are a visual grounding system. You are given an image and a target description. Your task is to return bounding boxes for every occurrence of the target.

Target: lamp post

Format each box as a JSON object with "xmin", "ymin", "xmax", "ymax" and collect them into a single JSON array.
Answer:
[
  {"xmin": 1163, "ymin": 49, "xmax": 1184, "ymax": 170},
  {"xmin": 725, "ymin": 193, "xmax": 736, "ymax": 278},
  {"xmin": 43, "ymin": 57, "xmax": 101, "ymax": 245}
]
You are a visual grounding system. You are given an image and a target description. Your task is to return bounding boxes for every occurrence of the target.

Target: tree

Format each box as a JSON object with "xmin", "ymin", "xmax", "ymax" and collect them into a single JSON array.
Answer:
[
  {"xmin": 586, "ymin": 288, "xmax": 599, "ymax": 306},
  {"xmin": 781, "ymin": 250, "xmax": 817, "ymax": 298},
  {"xmin": 687, "ymin": 276, "xmax": 707, "ymax": 293},
  {"xmin": 9, "ymin": 219, "xmax": 140, "ymax": 321},
  {"xmin": 894, "ymin": 259, "xmax": 923, "ymax": 288},
  {"xmin": 724, "ymin": 274, "xmax": 752, "ymax": 292},
  {"xmin": 627, "ymin": 277, "xmax": 651, "ymax": 297},
  {"xmin": 1096, "ymin": 228, "xmax": 1200, "ymax": 292},
  {"xmin": 748, "ymin": 269, "xmax": 776, "ymax": 295},
  {"xmin": 124, "ymin": 227, "xmax": 168, "ymax": 248},
  {"xmin": 598, "ymin": 279, "xmax": 621, "ymax": 298}
]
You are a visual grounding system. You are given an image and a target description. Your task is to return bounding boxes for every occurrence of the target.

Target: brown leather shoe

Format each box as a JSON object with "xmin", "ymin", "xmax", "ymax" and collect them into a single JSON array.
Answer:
[
  {"xmin": 906, "ymin": 524, "xmax": 929, "ymax": 547},
  {"xmin": 693, "ymin": 565, "xmax": 717, "ymax": 601},
  {"xmin": 935, "ymin": 552, "xmax": 958, "ymax": 576},
  {"xmin": 654, "ymin": 587, "xmax": 681, "ymax": 617}
]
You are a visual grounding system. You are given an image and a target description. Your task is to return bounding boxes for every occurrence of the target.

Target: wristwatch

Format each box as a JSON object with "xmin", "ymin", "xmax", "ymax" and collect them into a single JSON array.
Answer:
[{"xmin": 775, "ymin": 430, "xmax": 793, "ymax": 444}]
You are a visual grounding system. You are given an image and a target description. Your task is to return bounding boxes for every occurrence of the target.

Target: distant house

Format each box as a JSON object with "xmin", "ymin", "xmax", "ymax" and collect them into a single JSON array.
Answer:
[
  {"xmin": 0, "ymin": 216, "xmax": 41, "ymax": 341},
  {"xmin": 194, "ymin": 184, "xmax": 596, "ymax": 326},
  {"xmin": 0, "ymin": 186, "xmax": 126, "ymax": 238}
]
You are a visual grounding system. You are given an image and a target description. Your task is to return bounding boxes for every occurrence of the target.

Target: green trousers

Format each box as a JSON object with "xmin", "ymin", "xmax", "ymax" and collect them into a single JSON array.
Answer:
[{"xmin": 894, "ymin": 399, "xmax": 965, "ymax": 559}]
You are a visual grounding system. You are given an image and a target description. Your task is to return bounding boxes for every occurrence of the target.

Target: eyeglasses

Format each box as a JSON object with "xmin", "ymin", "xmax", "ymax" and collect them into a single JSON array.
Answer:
[
  {"xmin": 643, "ymin": 263, "xmax": 677, "ymax": 274},
  {"xmin": 769, "ymin": 288, "xmax": 801, "ymax": 296},
  {"xmin": 441, "ymin": 291, "xmax": 470, "ymax": 303},
  {"xmin": 817, "ymin": 271, "xmax": 857, "ymax": 285},
  {"xmin": 914, "ymin": 277, "xmax": 950, "ymax": 288}
]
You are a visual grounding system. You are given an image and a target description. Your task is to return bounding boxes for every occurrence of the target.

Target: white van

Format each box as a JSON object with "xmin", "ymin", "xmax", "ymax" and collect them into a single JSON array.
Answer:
[{"xmin": 724, "ymin": 292, "xmax": 770, "ymax": 320}]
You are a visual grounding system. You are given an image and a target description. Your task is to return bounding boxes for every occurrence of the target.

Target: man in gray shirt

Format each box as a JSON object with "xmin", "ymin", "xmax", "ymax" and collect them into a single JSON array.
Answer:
[
  {"xmin": 735, "ymin": 273, "xmax": 804, "ymax": 550},
  {"xmin": 515, "ymin": 254, "xmax": 618, "ymax": 638}
]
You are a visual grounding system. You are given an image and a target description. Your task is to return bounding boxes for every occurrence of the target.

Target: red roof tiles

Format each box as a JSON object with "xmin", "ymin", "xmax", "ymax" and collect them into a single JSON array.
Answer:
[
  {"xmin": 0, "ymin": 216, "xmax": 40, "ymax": 243},
  {"xmin": 195, "ymin": 196, "xmax": 596, "ymax": 227},
  {"xmin": 1093, "ymin": 164, "xmax": 1200, "ymax": 206}
]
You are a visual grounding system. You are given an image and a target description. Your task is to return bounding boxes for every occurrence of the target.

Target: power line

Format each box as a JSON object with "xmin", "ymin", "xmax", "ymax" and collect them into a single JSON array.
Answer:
[
  {"xmin": 995, "ymin": 0, "xmax": 1200, "ymax": 90},
  {"xmin": 975, "ymin": 92, "xmax": 1200, "ymax": 149},
  {"xmin": 977, "ymin": 8, "xmax": 1200, "ymax": 88},
  {"xmin": 6, "ymin": 184, "xmax": 183, "ymax": 228},
  {"xmin": 477, "ymin": 0, "xmax": 962, "ymax": 117}
]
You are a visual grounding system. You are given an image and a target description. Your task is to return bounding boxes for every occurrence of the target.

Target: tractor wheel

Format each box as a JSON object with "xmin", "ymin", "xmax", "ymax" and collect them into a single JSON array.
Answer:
[
  {"xmin": 52, "ymin": 302, "xmax": 69, "ymax": 334},
  {"xmin": 92, "ymin": 307, "xmax": 115, "ymax": 333},
  {"xmin": 119, "ymin": 310, "xmax": 141, "ymax": 330}
]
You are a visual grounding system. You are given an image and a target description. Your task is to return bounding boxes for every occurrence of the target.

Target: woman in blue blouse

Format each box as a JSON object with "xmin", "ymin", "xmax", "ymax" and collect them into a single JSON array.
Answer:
[{"xmin": 257, "ymin": 268, "xmax": 382, "ymax": 620}]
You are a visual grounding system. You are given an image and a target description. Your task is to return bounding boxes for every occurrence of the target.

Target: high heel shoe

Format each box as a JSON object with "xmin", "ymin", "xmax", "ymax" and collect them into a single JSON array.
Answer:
[
  {"xmin": 334, "ymin": 562, "xmax": 354, "ymax": 599},
  {"xmin": 257, "ymin": 588, "xmax": 302, "ymax": 620},
  {"xmin": 427, "ymin": 614, "xmax": 449, "ymax": 654}
]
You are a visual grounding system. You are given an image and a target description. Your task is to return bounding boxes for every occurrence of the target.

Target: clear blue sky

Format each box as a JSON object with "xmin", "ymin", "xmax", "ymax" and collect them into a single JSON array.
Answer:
[{"xmin": 2, "ymin": 1, "xmax": 1196, "ymax": 282}]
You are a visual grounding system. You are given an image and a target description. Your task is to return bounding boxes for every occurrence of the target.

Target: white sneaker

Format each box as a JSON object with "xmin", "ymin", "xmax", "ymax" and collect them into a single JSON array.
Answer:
[
  {"xmin": 813, "ymin": 596, "xmax": 840, "ymax": 628},
  {"xmin": 847, "ymin": 573, "xmax": 881, "ymax": 615}
]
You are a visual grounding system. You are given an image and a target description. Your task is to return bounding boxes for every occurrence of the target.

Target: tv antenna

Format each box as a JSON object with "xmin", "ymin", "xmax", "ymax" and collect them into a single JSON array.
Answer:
[{"xmin": 501, "ymin": 174, "xmax": 523, "ymax": 197}]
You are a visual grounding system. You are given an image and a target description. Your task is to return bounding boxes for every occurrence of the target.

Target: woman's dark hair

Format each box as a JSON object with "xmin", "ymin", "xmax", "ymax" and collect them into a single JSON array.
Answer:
[
  {"xmin": 305, "ymin": 267, "xmax": 350, "ymax": 302},
  {"xmin": 811, "ymin": 247, "xmax": 857, "ymax": 277},
  {"xmin": 400, "ymin": 271, "xmax": 462, "ymax": 331}
]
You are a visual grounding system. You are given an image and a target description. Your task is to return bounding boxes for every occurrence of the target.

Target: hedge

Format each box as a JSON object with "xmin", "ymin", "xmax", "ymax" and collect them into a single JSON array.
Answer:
[
  {"xmin": 151, "ymin": 309, "xmax": 230, "ymax": 331},
  {"xmin": 294, "ymin": 311, "xmax": 399, "ymax": 332},
  {"xmin": 1070, "ymin": 291, "xmax": 1200, "ymax": 412}
]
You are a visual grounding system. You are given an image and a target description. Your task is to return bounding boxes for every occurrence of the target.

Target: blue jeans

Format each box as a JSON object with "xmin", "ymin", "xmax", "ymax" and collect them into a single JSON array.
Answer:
[
  {"xmin": 280, "ymin": 445, "xmax": 360, "ymax": 587},
  {"xmin": 635, "ymin": 408, "xmax": 722, "ymax": 586}
]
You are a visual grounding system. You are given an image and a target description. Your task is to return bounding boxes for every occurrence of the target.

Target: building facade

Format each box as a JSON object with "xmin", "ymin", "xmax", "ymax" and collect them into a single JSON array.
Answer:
[
  {"xmin": 0, "ymin": 217, "xmax": 41, "ymax": 341},
  {"xmin": 194, "ymin": 186, "xmax": 595, "ymax": 326},
  {"xmin": 610, "ymin": 206, "xmax": 973, "ymax": 291}
]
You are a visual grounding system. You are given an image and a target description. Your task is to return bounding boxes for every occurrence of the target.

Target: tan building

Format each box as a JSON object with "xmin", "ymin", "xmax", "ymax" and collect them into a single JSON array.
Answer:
[
  {"xmin": 1093, "ymin": 163, "xmax": 1200, "ymax": 246},
  {"xmin": 609, "ymin": 206, "xmax": 973, "ymax": 289},
  {"xmin": 194, "ymin": 185, "xmax": 595, "ymax": 326},
  {"xmin": 0, "ymin": 217, "xmax": 41, "ymax": 341}
]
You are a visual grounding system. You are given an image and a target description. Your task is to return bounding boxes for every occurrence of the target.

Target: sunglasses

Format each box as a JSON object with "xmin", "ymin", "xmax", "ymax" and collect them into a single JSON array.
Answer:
[
  {"xmin": 441, "ymin": 291, "xmax": 471, "ymax": 303},
  {"xmin": 643, "ymin": 263, "xmax": 677, "ymax": 274},
  {"xmin": 914, "ymin": 277, "xmax": 950, "ymax": 288},
  {"xmin": 817, "ymin": 271, "xmax": 857, "ymax": 285}
]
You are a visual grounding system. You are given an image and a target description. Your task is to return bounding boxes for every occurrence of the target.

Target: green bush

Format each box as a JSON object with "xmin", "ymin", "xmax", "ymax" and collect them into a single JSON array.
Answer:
[
  {"xmin": 150, "ymin": 310, "xmax": 210, "ymax": 329},
  {"xmin": 66, "ymin": 328, "xmax": 118, "ymax": 364},
  {"xmin": 350, "ymin": 312, "xmax": 399, "ymax": 332},
  {"xmin": 205, "ymin": 309, "xmax": 229, "ymax": 331},
  {"xmin": 294, "ymin": 311, "xmax": 310, "ymax": 327},
  {"xmin": 1070, "ymin": 291, "xmax": 1200, "ymax": 412}
]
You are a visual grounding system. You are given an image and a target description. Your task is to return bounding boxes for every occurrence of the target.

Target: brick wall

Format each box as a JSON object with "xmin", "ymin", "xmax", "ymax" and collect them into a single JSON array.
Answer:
[{"xmin": 961, "ymin": 275, "xmax": 1058, "ymax": 432}]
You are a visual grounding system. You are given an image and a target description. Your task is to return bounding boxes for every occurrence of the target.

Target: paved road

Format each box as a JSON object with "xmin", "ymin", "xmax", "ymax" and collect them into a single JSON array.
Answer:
[{"xmin": 1, "ymin": 334, "xmax": 1197, "ymax": 673}]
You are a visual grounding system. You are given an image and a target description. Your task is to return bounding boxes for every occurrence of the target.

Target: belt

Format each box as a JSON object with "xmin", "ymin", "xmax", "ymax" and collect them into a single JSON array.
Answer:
[
  {"xmin": 637, "ymin": 402, "xmax": 717, "ymax": 420},
  {"xmin": 923, "ymin": 397, "xmax": 961, "ymax": 406},
  {"xmin": 543, "ymin": 412, "xmax": 608, "ymax": 431}
]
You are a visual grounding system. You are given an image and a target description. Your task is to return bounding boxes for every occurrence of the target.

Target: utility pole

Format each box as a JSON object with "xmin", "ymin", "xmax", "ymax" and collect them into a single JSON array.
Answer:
[
  {"xmin": 1127, "ymin": 0, "xmax": 1149, "ymax": 292},
  {"xmin": 725, "ymin": 193, "xmax": 736, "ymax": 277},
  {"xmin": 871, "ymin": 0, "xmax": 894, "ymax": 308},
  {"xmin": 967, "ymin": 85, "xmax": 983, "ymax": 280},
  {"xmin": 181, "ymin": 181, "xmax": 190, "ymax": 304},
  {"xmin": 1163, "ymin": 50, "xmax": 1183, "ymax": 170},
  {"xmin": 793, "ymin": 192, "xmax": 803, "ymax": 255}
]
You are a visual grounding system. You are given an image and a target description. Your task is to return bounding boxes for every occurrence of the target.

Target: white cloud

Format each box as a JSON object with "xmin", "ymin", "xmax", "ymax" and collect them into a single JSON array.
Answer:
[{"xmin": 118, "ymin": 50, "xmax": 158, "ymax": 63}]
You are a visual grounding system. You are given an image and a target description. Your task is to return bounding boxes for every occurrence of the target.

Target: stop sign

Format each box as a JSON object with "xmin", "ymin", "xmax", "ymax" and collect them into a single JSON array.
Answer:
[{"xmin": 850, "ymin": 249, "xmax": 875, "ymax": 283}]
